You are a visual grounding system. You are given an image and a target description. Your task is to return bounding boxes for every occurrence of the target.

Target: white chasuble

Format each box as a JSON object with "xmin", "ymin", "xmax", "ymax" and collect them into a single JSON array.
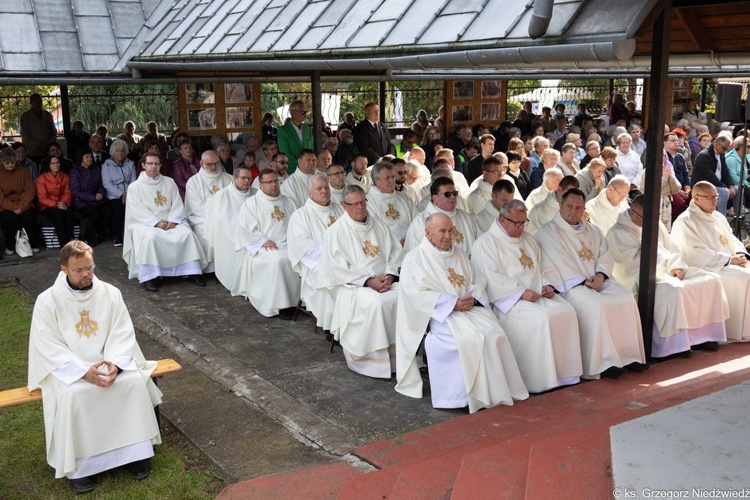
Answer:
[
  {"xmin": 345, "ymin": 172, "xmax": 372, "ymax": 193},
  {"xmin": 366, "ymin": 187, "xmax": 415, "ymax": 243},
  {"xmin": 287, "ymin": 198, "xmax": 344, "ymax": 330},
  {"xmin": 671, "ymin": 202, "xmax": 750, "ymax": 341},
  {"xmin": 185, "ymin": 168, "xmax": 232, "ymax": 272},
  {"xmin": 236, "ymin": 191, "xmax": 301, "ymax": 317},
  {"xmin": 280, "ymin": 170, "xmax": 312, "ymax": 208},
  {"xmin": 585, "ymin": 188, "xmax": 629, "ymax": 234},
  {"xmin": 467, "ymin": 177, "xmax": 522, "ymax": 215},
  {"xmin": 525, "ymin": 183, "xmax": 551, "ymax": 211},
  {"xmin": 405, "ymin": 203, "xmax": 478, "ymax": 256},
  {"xmin": 330, "ymin": 185, "xmax": 344, "ymax": 205},
  {"xmin": 475, "ymin": 202, "xmax": 500, "ymax": 234},
  {"xmin": 472, "ymin": 223, "xmax": 583, "ymax": 393},
  {"xmin": 28, "ymin": 274, "xmax": 162, "ymax": 479},
  {"xmin": 535, "ymin": 213, "xmax": 646, "ymax": 377},
  {"xmin": 527, "ymin": 192, "xmax": 560, "ymax": 235},
  {"xmin": 204, "ymin": 183, "xmax": 255, "ymax": 296},
  {"xmin": 607, "ymin": 212, "xmax": 728, "ymax": 352},
  {"xmin": 123, "ymin": 173, "xmax": 206, "ymax": 282},
  {"xmin": 395, "ymin": 238, "xmax": 528, "ymax": 412},
  {"xmin": 318, "ymin": 213, "xmax": 403, "ymax": 378}
]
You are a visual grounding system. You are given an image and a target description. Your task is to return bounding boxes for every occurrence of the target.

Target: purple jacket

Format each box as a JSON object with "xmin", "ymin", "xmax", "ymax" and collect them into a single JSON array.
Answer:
[{"xmin": 69, "ymin": 163, "xmax": 106, "ymax": 210}]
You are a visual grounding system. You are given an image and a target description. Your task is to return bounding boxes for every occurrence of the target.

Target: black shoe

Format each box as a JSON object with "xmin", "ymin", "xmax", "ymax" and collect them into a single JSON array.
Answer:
[
  {"xmin": 278, "ymin": 307, "xmax": 295, "ymax": 321},
  {"xmin": 600, "ymin": 366, "xmax": 626, "ymax": 379},
  {"xmin": 692, "ymin": 341, "xmax": 720, "ymax": 351},
  {"xmin": 113, "ymin": 238, "xmax": 123, "ymax": 247},
  {"xmin": 126, "ymin": 459, "xmax": 150, "ymax": 480},
  {"xmin": 625, "ymin": 362, "xmax": 649, "ymax": 372},
  {"xmin": 188, "ymin": 274, "xmax": 206, "ymax": 286},
  {"xmin": 143, "ymin": 279, "xmax": 159, "ymax": 292},
  {"xmin": 68, "ymin": 476, "xmax": 95, "ymax": 493},
  {"xmin": 325, "ymin": 332, "xmax": 334, "ymax": 343}
]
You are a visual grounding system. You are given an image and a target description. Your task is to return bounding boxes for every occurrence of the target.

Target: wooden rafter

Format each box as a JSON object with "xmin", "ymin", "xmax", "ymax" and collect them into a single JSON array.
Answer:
[{"xmin": 675, "ymin": 7, "xmax": 715, "ymax": 51}]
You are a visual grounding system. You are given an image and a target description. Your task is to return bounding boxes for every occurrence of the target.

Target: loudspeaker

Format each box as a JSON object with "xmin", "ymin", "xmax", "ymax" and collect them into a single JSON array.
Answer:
[{"xmin": 715, "ymin": 82, "xmax": 743, "ymax": 122}]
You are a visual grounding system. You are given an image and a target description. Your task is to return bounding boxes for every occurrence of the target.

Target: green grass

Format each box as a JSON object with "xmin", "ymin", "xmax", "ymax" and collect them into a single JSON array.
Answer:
[{"xmin": 0, "ymin": 286, "xmax": 225, "ymax": 498}]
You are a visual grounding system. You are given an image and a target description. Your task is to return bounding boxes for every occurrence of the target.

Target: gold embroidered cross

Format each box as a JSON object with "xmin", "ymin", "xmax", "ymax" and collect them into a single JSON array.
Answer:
[
  {"xmin": 271, "ymin": 205, "xmax": 286, "ymax": 222},
  {"xmin": 452, "ymin": 227, "xmax": 464, "ymax": 244},
  {"xmin": 75, "ymin": 309, "xmax": 98, "ymax": 338},
  {"xmin": 447, "ymin": 267, "xmax": 467, "ymax": 287},
  {"xmin": 328, "ymin": 214, "xmax": 337, "ymax": 227},
  {"xmin": 719, "ymin": 234, "xmax": 730, "ymax": 248},
  {"xmin": 209, "ymin": 184, "xmax": 220, "ymax": 195},
  {"xmin": 519, "ymin": 248, "xmax": 535, "ymax": 270},
  {"xmin": 385, "ymin": 203, "xmax": 400, "ymax": 221},
  {"xmin": 578, "ymin": 241, "xmax": 594, "ymax": 261},
  {"xmin": 363, "ymin": 239, "xmax": 381, "ymax": 258},
  {"xmin": 154, "ymin": 190, "xmax": 167, "ymax": 207}
]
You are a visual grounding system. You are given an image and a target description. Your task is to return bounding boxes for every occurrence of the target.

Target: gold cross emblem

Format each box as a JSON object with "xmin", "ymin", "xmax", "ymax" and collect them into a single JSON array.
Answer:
[
  {"xmin": 447, "ymin": 267, "xmax": 467, "ymax": 287},
  {"xmin": 75, "ymin": 309, "xmax": 98, "ymax": 339},
  {"xmin": 519, "ymin": 248, "xmax": 535, "ymax": 270},
  {"xmin": 363, "ymin": 239, "xmax": 381, "ymax": 258},
  {"xmin": 328, "ymin": 214, "xmax": 337, "ymax": 227},
  {"xmin": 154, "ymin": 190, "xmax": 167, "ymax": 207},
  {"xmin": 452, "ymin": 227, "xmax": 464, "ymax": 244},
  {"xmin": 271, "ymin": 205, "xmax": 286, "ymax": 222},
  {"xmin": 719, "ymin": 234, "xmax": 730, "ymax": 248},
  {"xmin": 209, "ymin": 184, "xmax": 220, "ymax": 195},
  {"xmin": 385, "ymin": 203, "xmax": 400, "ymax": 221},
  {"xmin": 578, "ymin": 241, "xmax": 594, "ymax": 261}
]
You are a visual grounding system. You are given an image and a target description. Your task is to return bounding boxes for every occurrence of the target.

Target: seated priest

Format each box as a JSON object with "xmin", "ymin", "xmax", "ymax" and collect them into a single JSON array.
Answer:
[
  {"xmin": 585, "ymin": 175, "xmax": 630, "ymax": 234},
  {"xmin": 366, "ymin": 161, "xmax": 415, "ymax": 245},
  {"xmin": 395, "ymin": 213, "xmax": 529, "ymax": 412},
  {"xmin": 527, "ymin": 175, "xmax": 580, "ymax": 234},
  {"xmin": 280, "ymin": 149, "xmax": 317, "ymax": 207},
  {"xmin": 318, "ymin": 185, "xmax": 403, "ymax": 378},
  {"xmin": 236, "ymin": 168, "xmax": 301, "ymax": 320},
  {"xmin": 123, "ymin": 151, "xmax": 207, "ymax": 292},
  {"xmin": 475, "ymin": 179, "xmax": 516, "ymax": 233},
  {"xmin": 607, "ymin": 194, "xmax": 728, "ymax": 357},
  {"xmin": 671, "ymin": 181, "xmax": 750, "ymax": 342},
  {"xmin": 472, "ymin": 200, "xmax": 583, "ymax": 393},
  {"xmin": 535, "ymin": 188, "xmax": 647, "ymax": 379}
]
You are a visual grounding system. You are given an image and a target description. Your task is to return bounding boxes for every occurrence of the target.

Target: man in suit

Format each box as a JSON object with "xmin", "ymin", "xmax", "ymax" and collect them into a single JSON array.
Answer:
[
  {"xmin": 354, "ymin": 103, "xmax": 395, "ymax": 165},
  {"xmin": 691, "ymin": 135, "xmax": 735, "ymax": 215},
  {"xmin": 277, "ymin": 100, "xmax": 314, "ymax": 174},
  {"xmin": 88, "ymin": 134, "xmax": 111, "ymax": 169}
]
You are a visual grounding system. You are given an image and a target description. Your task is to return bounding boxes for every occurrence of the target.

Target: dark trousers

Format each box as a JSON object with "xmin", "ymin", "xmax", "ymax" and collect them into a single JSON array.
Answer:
[
  {"xmin": 109, "ymin": 198, "xmax": 126, "ymax": 241},
  {"xmin": 41, "ymin": 207, "xmax": 75, "ymax": 247},
  {"xmin": 0, "ymin": 209, "xmax": 41, "ymax": 250},
  {"xmin": 77, "ymin": 202, "xmax": 111, "ymax": 243}
]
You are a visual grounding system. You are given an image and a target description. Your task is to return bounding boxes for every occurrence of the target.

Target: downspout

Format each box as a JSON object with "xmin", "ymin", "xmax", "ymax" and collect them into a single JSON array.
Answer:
[{"xmin": 528, "ymin": 0, "xmax": 554, "ymax": 39}]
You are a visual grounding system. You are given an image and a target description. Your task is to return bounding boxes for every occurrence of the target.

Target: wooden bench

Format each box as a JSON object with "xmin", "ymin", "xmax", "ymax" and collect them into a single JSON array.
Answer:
[{"xmin": 0, "ymin": 358, "xmax": 182, "ymax": 409}]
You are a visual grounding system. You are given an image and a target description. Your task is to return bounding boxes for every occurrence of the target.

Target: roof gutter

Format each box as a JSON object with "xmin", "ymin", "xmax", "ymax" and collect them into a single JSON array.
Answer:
[{"xmin": 528, "ymin": 0, "xmax": 554, "ymax": 39}]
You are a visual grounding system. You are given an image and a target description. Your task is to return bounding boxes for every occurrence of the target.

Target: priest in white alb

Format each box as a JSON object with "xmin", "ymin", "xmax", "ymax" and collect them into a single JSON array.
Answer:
[
  {"xmin": 535, "ymin": 188, "xmax": 647, "ymax": 379},
  {"xmin": 366, "ymin": 162, "xmax": 414, "ymax": 244},
  {"xmin": 395, "ymin": 213, "xmax": 528, "ymax": 412},
  {"xmin": 467, "ymin": 156, "xmax": 509, "ymax": 214},
  {"xmin": 671, "ymin": 181, "xmax": 750, "ymax": 342},
  {"xmin": 280, "ymin": 149, "xmax": 316, "ymax": 207},
  {"xmin": 527, "ymin": 175, "xmax": 580, "ymax": 234},
  {"xmin": 236, "ymin": 168, "xmax": 301, "ymax": 319},
  {"xmin": 585, "ymin": 175, "xmax": 630, "ymax": 233},
  {"xmin": 123, "ymin": 151, "xmax": 207, "ymax": 292},
  {"xmin": 607, "ymin": 194, "xmax": 728, "ymax": 357},
  {"xmin": 203, "ymin": 164, "xmax": 256, "ymax": 296},
  {"xmin": 345, "ymin": 154, "xmax": 372, "ymax": 193},
  {"xmin": 416, "ymin": 165, "xmax": 469, "ymax": 213},
  {"xmin": 326, "ymin": 163, "xmax": 347, "ymax": 205},
  {"xmin": 318, "ymin": 185, "xmax": 403, "ymax": 378},
  {"xmin": 287, "ymin": 173, "xmax": 344, "ymax": 331},
  {"xmin": 185, "ymin": 150, "xmax": 232, "ymax": 273},
  {"xmin": 405, "ymin": 177, "xmax": 478, "ymax": 256},
  {"xmin": 525, "ymin": 167, "xmax": 563, "ymax": 211},
  {"xmin": 28, "ymin": 241, "xmax": 161, "ymax": 493},
  {"xmin": 472, "ymin": 200, "xmax": 583, "ymax": 392},
  {"xmin": 475, "ymin": 179, "xmax": 516, "ymax": 233}
]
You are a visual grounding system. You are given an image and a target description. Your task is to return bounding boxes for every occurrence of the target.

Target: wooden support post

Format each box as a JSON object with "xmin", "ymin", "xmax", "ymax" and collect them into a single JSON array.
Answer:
[
  {"xmin": 60, "ymin": 85, "xmax": 71, "ymax": 136},
  {"xmin": 311, "ymin": 71, "xmax": 322, "ymax": 153}
]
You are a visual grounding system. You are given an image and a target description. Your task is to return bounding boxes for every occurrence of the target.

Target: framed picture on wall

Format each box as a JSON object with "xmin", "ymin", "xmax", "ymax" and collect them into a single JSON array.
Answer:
[
  {"xmin": 480, "ymin": 103, "xmax": 502, "ymax": 121},
  {"xmin": 226, "ymin": 107, "xmax": 253, "ymax": 128},
  {"xmin": 188, "ymin": 109, "xmax": 216, "ymax": 130},
  {"xmin": 453, "ymin": 81, "xmax": 474, "ymax": 100},
  {"xmin": 481, "ymin": 81, "xmax": 502, "ymax": 99},
  {"xmin": 185, "ymin": 84, "xmax": 215, "ymax": 104},
  {"xmin": 225, "ymin": 84, "xmax": 253, "ymax": 103},
  {"xmin": 452, "ymin": 105, "xmax": 473, "ymax": 122}
]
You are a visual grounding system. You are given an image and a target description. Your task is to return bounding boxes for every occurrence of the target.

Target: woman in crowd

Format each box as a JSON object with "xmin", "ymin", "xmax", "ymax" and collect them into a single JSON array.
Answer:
[
  {"xmin": 102, "ymin": 139, "xmax": 136, "ymax": 246},
  {"xmin": 411, "ymin": 109, "xmax": 430, "ymax": 144},
  {"xmin": 261, "ymin": 112, "xmax": 277, "ymax": 143},
  {"xmin": 420, "ymin": 126, "xmax": 441, "ymax": 169},
  {"xmin": 0, "ymin": 147, "xmax": 40, "ymax": 256},
  {"xmin": 45, "ymin": 141, "xmax": 74, "ymax": 174},
  {"xmin": 70, "ymin": 149, "xmax": 109, "ymax": 246},
  {"xmin": 575, "ymin": 157, "xmax": 607, "ymax": 201},
  {"xmin": 216, "ymin": 143, "xmax": 237, "ymax": 175},
  {"xmin": 506, "ymin": 151, "xmax": 531, "ymax": 199},
  {"xmin": 37, "ymin": 155, "xmax": 75, "ymax": 247},
  {"xmin": 172, "ymin": 139, "xmax": 201, "ymax": 200},
  {"xmin": 601, "ymin": 146, "xmax": 623, "ymax": 185}
]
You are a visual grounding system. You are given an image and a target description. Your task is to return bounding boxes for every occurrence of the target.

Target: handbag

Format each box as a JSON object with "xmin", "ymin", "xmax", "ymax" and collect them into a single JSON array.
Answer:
[{"xmin": 15, "ymin": 228, "xmax": 33, "ymax": 258}]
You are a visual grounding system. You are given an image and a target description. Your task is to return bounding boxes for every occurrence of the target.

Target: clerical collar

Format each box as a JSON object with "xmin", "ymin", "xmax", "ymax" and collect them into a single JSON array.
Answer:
[
  {"xmin": 568, "ymin": 222, "xmax": 582, "ymax": 230},
  {"xmin": 66, "ymin": 276, "xmax": 93, "ymax": 292},
  {"xmin": 144, "ymin": 174, "xmax": 161, "ymax": 183}
]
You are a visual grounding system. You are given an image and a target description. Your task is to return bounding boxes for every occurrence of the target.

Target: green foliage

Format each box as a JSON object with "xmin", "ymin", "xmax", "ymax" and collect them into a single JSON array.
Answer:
[{"xmin": 0, "ymin": 85, "xmax": 58, "ymax": 133}]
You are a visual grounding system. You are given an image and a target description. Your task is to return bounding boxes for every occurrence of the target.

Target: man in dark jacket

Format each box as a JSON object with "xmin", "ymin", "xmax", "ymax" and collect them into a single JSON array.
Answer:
[
  {"xmin": 354, "ymin": 103, "xmax": 395, "ymax": 165},
  {"xmin": 691, "ymin": 135, "xmax": 735, "ymax": 215}
]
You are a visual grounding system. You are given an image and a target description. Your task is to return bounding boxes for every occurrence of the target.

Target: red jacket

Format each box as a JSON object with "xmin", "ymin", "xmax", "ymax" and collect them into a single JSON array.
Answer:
[{"xmin": 37, "ymin": 171, "xmax": 73, "ymax": 210}]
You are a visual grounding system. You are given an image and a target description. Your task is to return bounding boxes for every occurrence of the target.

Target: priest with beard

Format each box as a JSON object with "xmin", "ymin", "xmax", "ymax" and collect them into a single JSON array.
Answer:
[
  {"xmin": 237, "ymin": 168, "xmax": 301, "ymax": 320},
  {"xmin": 671, "ymin": 181, "xmax": 750, "ymax": 342},
  {"xmin": 607, "ymin": 194, "xmax": 728, "ymax": 357},
  {"xmin": 203, "ymin": 165, "xmax": 256, "ymax": 296},
  {"xmin": 395, "ymin": 213, "xmax": 528, "ymax": 412},
  {"xmin": 472, "ymin": 200, "xmax": 583, "ymax": 392},
  {"xmin": 287, "ymin": 173, "xmax": 344, "ymax": 331},
  {"xmin": 366, "ymin": 161, "xmax": 414, "ymax": 245},
  {"xmin": 318, "ymin": 185, "xmax": 403, "ymax": 378},
  {"xmin": 185, "ymin": 150, "xmax": 232, "ymax": 273},
  {"xmin": 123, "ymin": 151, "xmax": 207, "ymax": 292},
  {"xmin": 535, "ymin": 188, "xmax": 647, "ymax": 379}
]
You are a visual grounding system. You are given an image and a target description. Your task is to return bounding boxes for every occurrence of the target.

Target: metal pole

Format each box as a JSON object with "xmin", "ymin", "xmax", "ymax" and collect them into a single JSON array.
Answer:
[
  {"xmin": 311, "ymin": 71, "xmax": 322, "ymax": 153},
  {"xmin": 700, "ymin": 78, "xmax": 708, "ymax": 112},
  {"xmin": 736, "ymin": 120, "xmax": 748, "ymax": 236},
  {"xmin": 638, "ymin": 0, "xmax": 671, "ymax": 361},
  {"xmin": 379, "ymin": 81, "xmax": 387, "ymax": 123},
  {"xmin": 60, "ymin": 85, "xmax": 71, "ymax": 136}
]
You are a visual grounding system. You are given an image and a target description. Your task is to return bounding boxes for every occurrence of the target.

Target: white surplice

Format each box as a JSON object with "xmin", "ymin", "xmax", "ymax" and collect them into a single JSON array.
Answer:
[
  {"xmin": 28, "ymin": 273, "xmax": 162, "ymax": 479},
  {"xmin": 527, "ymin": 191, "xmax": 560, "ymax": 234},
  {"xmin": 280, "ymin": 169, "xmax": 313, "ymax": 207},
  {"xmin": 236, "ymin": 191, "xmax": 301, "ymax": 317},
  {"xmin": 203, "ymin": 182, "xmax": 255, "ymax": 296},
  {"xmin": 585, "ymin": 188, "xmax": 629, "ymax": 234},
  {"xmin": 318, "ymin": 213, "xmax": 403, "ymax": 378},
  {"xmin": 467, "ymin": 176, "xmax": 523, "ymax": 216},
  {"xmin": 535, "ymin": 213, "xmax": 646, "ymax": 377},
  {"xmin": 525, "ymin": 183, "xmax": 552, "ymax": 211},
  {"xmin": 366, "ymin": 187, "xmax": 415, "ymax": 242},
  {"xmin": 475, "ymin": 202, "xmax": 500, "ymax": 233},
  {"xmin": 330, "ymin": 184, "xmax": 344, "ymax": 205},
  {"xmin": 671, "ymin": 202, "xmax": 750, "ymax": 341},
  {"xmin": 345, "ymin": 172, "xmax": 372, "ymax": 193},
  {"xmin": 395, "ymin": 238, "xmax": 529, "ymax": 412},
  {"xmin": 123, "ymin": 173, "xmax": 206, "ymax": 282},
  {"xmin": 607, "ymin": 211, "xmax": 728, "ymax": 355},
  {"xmin": 184, "ymin": 168, "xmax": 232, "ymax": 272},
  {"xmin": 405, "ymin": 203, "xmax": 478, "ymax": 256},
  {"xmin": 472, "ymin": 222, "xmax": 583, "ymax": 392},
  {"xmin": 287, "ymin": 198, "xmax": 344, "ymax": 330}
]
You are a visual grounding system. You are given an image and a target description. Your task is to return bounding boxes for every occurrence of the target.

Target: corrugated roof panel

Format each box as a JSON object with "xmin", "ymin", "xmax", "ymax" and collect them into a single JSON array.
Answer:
[
  {"xmin": 165, "ymin": 2, "xmax": 210, "ymax": 40},
  {"xmin": 566, "ymin": 0, "xmax": 646, "ymax": 36},
  {"xmin": 77, "ymin": 16, "xmax": 120, "ymax": 54},
  {"xmin": 267, "ymin": 0, "xmax": 307, "ymax": 32},
  {"xmin": 34, "ymin": 0, "xmax": 76, "ymax": 31},
  {"xmin": 443, "ymin": 0, "xmax": 484, "ymax": 15},
  {"xmin": 249, "ymin": 30, "xmax": 283, "ymax": 53},
  {"xmin": 370, "ymin": 0, "xmax": 410, "ymax": 22},
  {"xmin": 201, "ymin": 0, "xmax": 231, "ymax": 17},
  {"xmin": 268, "ymin": 0, "xmax": 289, "ymax": 7},
  {"xmin": 5, "ymin": 0, "xmax": 33, "ymax": 14},
  {"xmin": 213, "ymin": 33, "xmax": 242, "ymax": 53},
  {"xmin": 201, "ymin": 12, "xmax": 244, "ymax": 52},
  {"xmin": 317, "ymin": 0, "xmax": 382, "ymax": 49},
  {"xmin": 227, "ymin": 3, "xmax": 262, "ymax": 36},
  {"xmin": 462, "ymin": 0, "xmax": 526, "ymax": 41},
  {"xmin": 348, "ymin": 20, "xmax": 394, "ymax": 48},
  {"xmin": 177, "ymin": 18, "xmax": 212, "ymax": 55},
  {"xmin": 40, "ymin": 32, "xmax": 84, "ymax": 71},
  {"xmin": 0, "ymin": 14, "xmax": 42, "ymax": 53},
  {"xmin": 142, "ymin": 0, "xmax": 161, "ymax": 17},
  {"xmin": 274, "ymin": 1, "xmax": 329, "ymax": 51},
  {"xmin": 242, "ymin": 7, "xmax": 284, "ymax": 51},
  {"xmin": 229, "ymin": 0, "xmax": 253, "ymax": 15},
  {"xmin": 111, "ymin": 3, "xmax": 147, "ymax": 39},
  {"xmin": 148, "ymin": 20, "xmax": 183, "ymax": 56},
  {"xmin": 296, "ymin": 26, "xmax": 332, "ymax": 50},
  {"xmin": 312, "ymin": 0, "xmax": 354, "ymax": 28},
  {"xmin": 72, "ymin": 0, "xmax": 109, "ymax": 17},
  {"xmin": 1, "ymin": 52, "xmax": 45, "ymax": 71},
  {"xmin": 383, "ymin": 0, "xmax": 437, "ymax": 46},
  {"xmin": 82, "ymin": 53, "xmax": 121, "ymax": 71},
  {"xmin": 417, "ymin": 13, "xmax": 475, "ymax": 45},
  {"xmin": 193, "ymin": 1, "xmax": 237, "ymax": 40}
]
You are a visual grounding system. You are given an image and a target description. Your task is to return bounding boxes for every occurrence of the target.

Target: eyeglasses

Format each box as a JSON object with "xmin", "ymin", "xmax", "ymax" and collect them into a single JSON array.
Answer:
[
  {"xmin": 502, "ymin": 217, "xmax": 530, "ymax": 229},
  {"xmin": 486, "ymin": 170, "xmax": 503, "ymax": 175},
  {"xmin": 396, "ymin": 170, "xmax": 409, "ymax": 175},
  {"xmin": 292, "ymin": 109, "xmax": 308, "ymax": 115},
  {"xmin": 203, "ymin": 161, "xmax": 221, "ymax": 167},
  {"xmin": 327, "ymin": 171, "xmax": 345, "ymax": 177},
  {"xmin": 144, "ymin": 162, "xmax": 161, "ymax": 166},
  {"xmin": 260, "ymin": 179, "xmax": 280, "ymax": 184},
  {"xmin": 343, "ymin": 200, "xmax": 367, "ymax": 208},
  {"xmin": 695, "ymin": 194, "xmax": 719, "ymax": 201},
  {"xmin": 438, "ymin": 191, "xmax": 459, "ymax": 198},
  {"xmin": 236, "ymin": 175, "xmax": 253, "ymax": 181},
  {"xmin": 68, "ymin": 264, "xmax": 96, "ymax": 274},
  {"xmin": 274, "ymin": 160, "xmax": 289, "ymax": 164}
]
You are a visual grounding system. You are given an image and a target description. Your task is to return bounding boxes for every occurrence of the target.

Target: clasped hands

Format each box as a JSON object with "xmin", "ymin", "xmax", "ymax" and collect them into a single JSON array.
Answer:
[
  {"xmin": 365, "ymin": 275, "xmax": 394, "ymax": 293},
  {"xmin": 521, "ymin": 285, "xmax": 555, "ymax": 302},
  {"xmin": 155, "ymin": 220, "xmax": 176, "ymax": 230},
  {"xmin": 584, "ymin": 273, "xmax": 605, "ymax": 291},
  {"xmin": 730, "ymin": 254, "xmax": 749, "ymax": 267},
  {"xmin": 82, "ymin": 360, "xmax": 118, "ymax": 388}
]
